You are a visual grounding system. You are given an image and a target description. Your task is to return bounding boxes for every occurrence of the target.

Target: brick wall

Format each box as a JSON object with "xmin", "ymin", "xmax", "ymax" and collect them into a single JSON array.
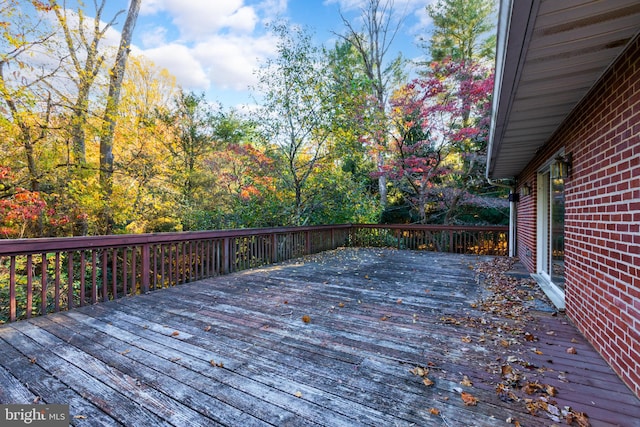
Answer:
[{"xmin": 515, "ymin": 35, "xmax": 640, "ymax": 398}]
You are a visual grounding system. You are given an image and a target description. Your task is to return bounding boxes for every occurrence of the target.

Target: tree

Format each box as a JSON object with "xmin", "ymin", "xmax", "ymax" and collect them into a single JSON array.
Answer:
[
  {"xmin": 387, "ymin": 59, "xmax": 494, "ymax": 224},
  {"xmin": 157, "ymin": 91, "xmax": 217, "ymax": 229},
  {"xmin": 254, "ymin": 24, "xmax": 335, "ymax": 225},
  {"xmin": 424, "ymin": 0, "xmax": 496, "ymax": 63},
  {"xmin": 98, "ymin": 0, "xmax": 141, "ymax": 233},
  {"xmin": 0, "ymin": 0, "xmax": 57, "ymax": 194},
  {"xmin": 337, "ymin": 0, "xmax": 406, "ymax": 209}
]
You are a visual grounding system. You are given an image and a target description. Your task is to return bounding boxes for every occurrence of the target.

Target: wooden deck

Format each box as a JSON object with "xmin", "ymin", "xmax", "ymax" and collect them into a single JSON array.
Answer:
[{"xmin": 0, "ymin": 248, "xmax": 638, "ymax": 426}]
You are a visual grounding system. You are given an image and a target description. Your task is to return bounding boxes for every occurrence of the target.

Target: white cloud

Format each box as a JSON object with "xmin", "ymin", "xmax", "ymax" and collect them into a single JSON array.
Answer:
[
  {"xmin": 143, "ymin": 43, "xmax": 210, "ymax": 90},
  {"xmin": 141, "ymin": 0, "xmax": 259, "ymax": 40}
]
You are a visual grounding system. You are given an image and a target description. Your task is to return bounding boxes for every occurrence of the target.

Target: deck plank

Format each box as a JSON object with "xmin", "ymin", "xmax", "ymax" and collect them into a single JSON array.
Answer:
[{"xmin": 0, "ymin": 248, "xmax": 638, "ymax": 427}]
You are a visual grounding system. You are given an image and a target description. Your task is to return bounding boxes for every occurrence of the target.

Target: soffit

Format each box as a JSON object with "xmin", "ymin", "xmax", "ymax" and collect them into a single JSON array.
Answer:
[{"xmin": 487, "ymin": 0, "xmax": 640, "ymax": 179}]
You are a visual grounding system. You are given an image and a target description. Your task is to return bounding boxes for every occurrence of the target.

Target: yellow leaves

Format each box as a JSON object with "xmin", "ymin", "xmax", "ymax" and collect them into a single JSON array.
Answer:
[
  {"xmin": 460, "ymin": 391, "xmax": 478, "ymax": 406},
  {"xmin": 461, "ymin": 335, "xmax": 472, "ymax": 343},
  {"xmin": 301, "ymin": 315, "xmax": 311, "ymax": 323},
  {"xmin": 410, "ymin": 366, "xmax": 434, "ymax": 387},
  {"xmin": 460, "ymin": 375, "xmax": 473, "ymax": 387},
  {"xmin": 429, "ymin": 407, "xmax": 440, "ymax": 416},
  {"xmin": 210, "ymin": 359, "xmax": 224, "ymax": 368}
]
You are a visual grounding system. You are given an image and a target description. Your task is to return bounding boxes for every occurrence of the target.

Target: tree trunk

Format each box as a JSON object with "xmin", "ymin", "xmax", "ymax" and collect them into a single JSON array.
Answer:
[{"xmin": 99, "ymin": 0, "xmax": 141, "ymax": 233}]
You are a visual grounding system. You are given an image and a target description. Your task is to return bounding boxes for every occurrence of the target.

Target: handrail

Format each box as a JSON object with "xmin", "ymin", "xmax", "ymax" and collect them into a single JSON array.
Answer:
[{"xmin": 0, "ymin": 224, "xmax": 507, "ymax": 323}]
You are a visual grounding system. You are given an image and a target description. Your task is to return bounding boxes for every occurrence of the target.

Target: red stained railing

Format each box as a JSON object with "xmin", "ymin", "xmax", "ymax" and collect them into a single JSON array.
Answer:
[{"xmin": 0, "ymin": 224, "xmax": 507, "ymax": 322}]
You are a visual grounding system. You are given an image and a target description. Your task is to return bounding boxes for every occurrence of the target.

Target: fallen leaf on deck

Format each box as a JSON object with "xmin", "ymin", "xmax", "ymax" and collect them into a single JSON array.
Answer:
[
  {"xmin": 204, "ymin": 325, "xmax": 212, "ymax": 332},
  {"xmin": 545, "ymin": 384, "xmax": 558, "ymax": 397},
  {"xmin": 501, "ymin": 365, "xmax": 513, "ymax": 376},
  {"xmin": 500, "ymin": 339, "xmax": 510, "ymax": 347},
  {"xmin": 29, "ymin": 357, "xmax": 37, "ymax": 364},
  {"xmin": 338, "ymin": 302, "xmax": 345, "ymax": 308},
  {"xmin": 302, "ymin": 315, "xmax": 311, "ymax": 323},
  {"xmin": 396, "ymin": 298, "xmax": 403, "ymax": 304},
  {"xmin": 524, "ymin": 332, "xmax": 536, "ymax": 341},
  {"xmin": 461, "ymin": 335, "xmax": 472, "ymax": 343},
  {"xmin": 380, "ymin": 315, "xmax": 389, "ymax": 321},
  {"xmin": 410, "ymin": 367, "xmax": 428, "ymax": 377},
  {"xmin": 571, "ymin": 337, "xmax": 579, "ymax": 343},
  {"xmin": 294, "ymin": 391, "xmax": 302, "ymax": 398},
  {"xmin": 461, "ymin": 391, "xmax": 478, "ymax": 406},
  {"xmin": 422, "ymin": 378, "xmax": 434, "ymax": 386},
  {"xmin": 566, "ymin": 347, "xmax": 577, "ymax": 354},
  {"xmin": 546, "ymin": 331, "xmax": 555, "ymax": 336},
  {"xmin": 120, "ymin": 350, "xmax": 130, "ymax": 355},
  {"xmin": 171, "ymin": 331, "xmax": 179, "ymax": 336},
  {"xmin": 566, "ymin": 410, "xmax": 590, "ymax": 427},
  {"xmin": 460, "ymin": 375, "xmax": 473, "ymax": 387},
  {"xmin": 74, "ymin": 415, "xmax": 87, "ymax": 420},
  {"xmin": 429, "ymin": 408, "xmax": 440, "ymax": 415}
]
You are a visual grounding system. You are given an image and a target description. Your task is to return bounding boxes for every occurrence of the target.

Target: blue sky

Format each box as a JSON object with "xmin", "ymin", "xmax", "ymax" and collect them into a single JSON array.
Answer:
[{"xmin": 107, "ymin": 1, "xmax": 436, "ymax": 109}]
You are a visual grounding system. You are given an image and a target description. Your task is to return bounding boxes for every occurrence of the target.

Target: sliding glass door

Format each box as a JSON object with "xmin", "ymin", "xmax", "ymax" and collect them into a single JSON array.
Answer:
[{"xmin": 538, "ymin": 170, "xmax": 565, "ymax": 291}]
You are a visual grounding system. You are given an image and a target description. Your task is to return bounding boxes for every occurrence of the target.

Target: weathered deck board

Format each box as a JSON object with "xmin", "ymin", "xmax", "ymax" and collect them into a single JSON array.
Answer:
[{"xmin": 0, "ymin": 248, "xmax": 638, "ymax": 426}]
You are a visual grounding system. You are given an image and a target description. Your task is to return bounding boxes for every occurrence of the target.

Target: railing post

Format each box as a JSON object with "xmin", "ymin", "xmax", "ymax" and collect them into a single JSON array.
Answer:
[
  {"xmin": 305, "ymin": 230, "xmax": 311, "ymax": 255},
  {"xmin": 142, "ymin": 243, "xmax": 150, "ymax": 293},
  {"xmin": 223, "ymin": 237, "xmax": 230, "ymax": 274},
  {"xmin": 271, "ymin": 233, "xmax": 278, "ymax": 263},
  {"xmin": 9, "ymin": 256, "xmax": 16, "ymax": 322}
]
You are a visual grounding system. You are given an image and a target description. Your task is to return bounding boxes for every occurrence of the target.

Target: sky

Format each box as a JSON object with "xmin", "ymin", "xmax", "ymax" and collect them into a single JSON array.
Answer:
[
  {"xmin": 122, "ymin": 0, "xmax": 436, "ymax": 109},
  {"xmin": 43, "ymin": 0, "xmax": 436, "ymax": 110}
]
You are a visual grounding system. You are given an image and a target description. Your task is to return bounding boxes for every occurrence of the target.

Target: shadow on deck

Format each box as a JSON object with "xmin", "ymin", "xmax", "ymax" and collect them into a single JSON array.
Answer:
[{"xmin": 0, "ymin": 248, "xmax": 637, "ymax": 426}]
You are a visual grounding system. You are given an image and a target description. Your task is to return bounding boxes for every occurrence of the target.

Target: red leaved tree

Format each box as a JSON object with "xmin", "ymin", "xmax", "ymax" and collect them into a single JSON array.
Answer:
[{"xmin": 386, "ymin": 59, "xmax": 495, "ymax": 224}]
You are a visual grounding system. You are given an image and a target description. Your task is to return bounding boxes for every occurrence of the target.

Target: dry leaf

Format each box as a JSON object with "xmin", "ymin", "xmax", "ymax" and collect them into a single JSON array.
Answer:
[
  {"xmin": 523, "ymin": 382, "xmax": 542, "ymax": 395},
  {"xmin": 294, "ymin": 391, "xmax": 302, "ymax": 398},
  {"xmin": 545, "ymin": 384, "xmax": 558, "ymax": 397},
  {"xmin": 566, "ymin": 410, "xmax": 590, "ymax": 427},
  {"xmin": 410, "ymin": 367, "xmax": 428, "ymax": 377},
  {"xmin": 74, "ymin": 415, "xmax": 87, "ymax": 420},
  {"xmin": 210, "ymin": 359, "xmax": 216, "ymax": 367},
  {"xmin": 460, "ymin": 375, "xmax": 473, "ymax": 387},
  {"xmin": 546, "ymin": 331, "xmax": 556, "ymax": 336},
  {"xmin": 338, "ymin": 302, "xmax": 345, "ymax": 308},
  {"xmin": 566, "ymin": 347, "xmax": 577, "ymax": 354},
  {"xmin": 302, "ymin": 315, "xmax": 311, "ymax": 323},
  {"xmin": 524, "ymin": 332, "xmax": 536, "ymax": 341},
  {"xmin": 462, "ymin": 335, "xmax": 472, "ymax": 343},
  {"xmin": 500, "ymin": 339, "xmax": 510, "ymax": 347},
  {"xmin": 396, "ymin": 298, "xmax": 403, "ymax": 304},
  {"xmin": 120, "ymin": 350, "xmax": 130, "ymax": 355},
  {"xmin": 171, "ymin": 331, "xmax": 179, "ymax": 336},
  {"xmin": 283, "ymin": 300, "xmax": 288, "ymax": 304},
  {"xmin": 501, "ymin": 365, "xmax": 513, "ymax": 376},
  {"xmin": 429, "ymin": 408, "xmax": 440, "ymax": 415},
  {"xmin": 29, "ymin": 357, "xmax": 37, "ymax": 364},
  {"xmin": 204, "ymin": 325, "xmax": 212, "ymax": 332},
  {"xmin": 461, "ymin": 391, "xmax": 478, "ymax": 406},
  {"xmin": 571, "ymin": 338, "xmax": 579, "ymax": 343},
  {"xmin": 422, "ymin": 377, "xmax": 434, "ymax": 387},
  {"xmin": 380, "ymin": 315, "xmax": 389, "ymax": 321}
]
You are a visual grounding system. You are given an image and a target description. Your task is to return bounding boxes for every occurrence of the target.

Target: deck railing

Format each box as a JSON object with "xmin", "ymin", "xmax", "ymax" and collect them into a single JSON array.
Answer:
[{"xmin": 0, "ymin": 224, "xmax": 507, "ymax": 323}]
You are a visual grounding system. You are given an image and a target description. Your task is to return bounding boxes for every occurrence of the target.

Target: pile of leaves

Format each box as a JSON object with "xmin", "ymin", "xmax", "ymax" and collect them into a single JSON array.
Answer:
[{"xmin": 473, "ymin": 257, "xmax": 591, "ymax": 426}]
